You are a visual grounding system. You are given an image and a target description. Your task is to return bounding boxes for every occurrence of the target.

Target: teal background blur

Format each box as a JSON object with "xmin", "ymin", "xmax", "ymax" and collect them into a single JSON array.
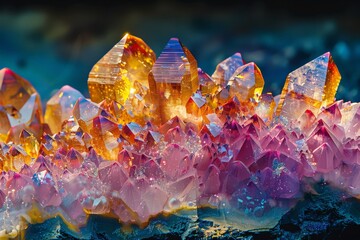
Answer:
[{"xmin": 1, "ymin": 1, "xmax": 360, "ymax": 104}]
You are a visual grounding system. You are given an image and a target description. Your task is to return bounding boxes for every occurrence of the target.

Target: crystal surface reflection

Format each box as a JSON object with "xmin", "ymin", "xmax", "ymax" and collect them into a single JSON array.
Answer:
[{"xmin": 0, "ymin": 34, "xmax": 359, "ymax": 239}]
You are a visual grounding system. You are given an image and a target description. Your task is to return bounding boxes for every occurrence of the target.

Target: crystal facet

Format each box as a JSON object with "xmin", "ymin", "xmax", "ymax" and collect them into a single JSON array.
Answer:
[
  {"xmin": 227, "ymin": 62, "xmax": 264, "ymax": 102},
  {"xmin": 0, "ymin": 68, "xmax": 43, "ymax": 142},
  {"xmin": 45, "ymin": 85, "xmax": 84, "ymax": 134},
  {"xmin": 148, "ymin": 38, "xmax": 199, "ymax": 123},
  {"xmin": 0, "ymin": 34, "xmax": 358, "ymax": 239},
  {"xmin": 88, "ymin": 34, "xmax": 156, "ymax": 104},
  {"xmin": 211, "ymin": 52, "xmax": 244, "ymax": 86},
  {"xmin": 276, "ymin": 52, "xmax": 341, "ymax": 121}
]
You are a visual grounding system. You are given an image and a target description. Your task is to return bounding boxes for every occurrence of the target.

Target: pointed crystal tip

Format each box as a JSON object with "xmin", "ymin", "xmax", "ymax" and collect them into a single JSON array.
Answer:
[
  {"xmin": 276, "ymin": 52, "xmax": 341, "ymax": 122},
  {"xmin": 88, "ymin": 33, "xmax": 156, "ymax": 104}
]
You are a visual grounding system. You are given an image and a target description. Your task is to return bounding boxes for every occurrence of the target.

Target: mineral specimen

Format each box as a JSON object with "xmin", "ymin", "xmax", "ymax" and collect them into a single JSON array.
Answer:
[
  {"xmin": 88, "ymin": 33, "xmax": 156, "ymax": 104},
  {"xmin": 148, "ymin": 37, "xmax": 199, "ymax": 124},
  {"xmin": 0, "ymin": 33, "xmax": 358, "ymax": 239},
  {"xmin": 276, "ymin": 52, "xmax": 341, "ymax": 121}
]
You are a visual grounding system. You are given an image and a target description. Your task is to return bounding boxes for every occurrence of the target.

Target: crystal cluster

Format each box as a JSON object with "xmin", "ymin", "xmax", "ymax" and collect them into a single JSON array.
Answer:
[{"xmin": 0, "ymin": 33, "xmax": 359, "ymax": 238}]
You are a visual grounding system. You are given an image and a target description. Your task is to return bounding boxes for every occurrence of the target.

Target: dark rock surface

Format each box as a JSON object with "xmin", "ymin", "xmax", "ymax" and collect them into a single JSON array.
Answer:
[{"xmin": 26, "ymin": 183, "xmax": 360, "ymax": 240}]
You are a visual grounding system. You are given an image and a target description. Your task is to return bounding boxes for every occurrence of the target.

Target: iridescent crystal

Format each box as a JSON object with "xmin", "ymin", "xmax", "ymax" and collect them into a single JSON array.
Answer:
[
  {"xmin": 148, "ymin": 38, "xmax": 199, "ymax": 123},
  {"xmin": 0, "ymin": 35, "xmax": 358, "ymax": 239}
]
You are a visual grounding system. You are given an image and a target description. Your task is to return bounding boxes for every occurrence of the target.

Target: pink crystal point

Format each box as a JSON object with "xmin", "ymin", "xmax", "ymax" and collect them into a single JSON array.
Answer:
[
  {"xmin": 33, "ymin": 166, "xmax": 62, "ymax": 207},
  {"xmin": 98, "ymin": 161, "xmax": 127, "ymax": 191},
  {"xmin": 223, "ymin": 161, "xmax": 251, "ymax": 195},
  {"xmin": 7, "ymin": 172, "xmax": 34, "ymax": 207},
  {"xmin": 160, "ymin": 143, "xmax": 191, "ymax": 180},
  {"xmin": 202, "ymin": 164, "xmax": 221, "ymax": 194}
]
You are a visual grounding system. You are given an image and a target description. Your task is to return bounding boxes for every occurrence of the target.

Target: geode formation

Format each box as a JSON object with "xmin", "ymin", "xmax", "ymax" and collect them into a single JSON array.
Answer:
[{"xmin": 0, "ymin": 34, "xmax": 359, "ymax": 239}]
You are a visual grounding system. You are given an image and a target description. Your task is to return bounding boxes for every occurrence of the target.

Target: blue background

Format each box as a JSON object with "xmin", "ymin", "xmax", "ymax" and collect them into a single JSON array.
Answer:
[{"xmin": 1, "ymin": 1, "xmax": 359, "ymax": 105}]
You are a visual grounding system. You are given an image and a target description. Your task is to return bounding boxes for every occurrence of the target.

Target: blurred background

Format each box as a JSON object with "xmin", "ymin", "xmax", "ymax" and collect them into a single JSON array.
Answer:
[{"xmin": 1, "ymin": 0, "xmax": 360, "ymax": 105}]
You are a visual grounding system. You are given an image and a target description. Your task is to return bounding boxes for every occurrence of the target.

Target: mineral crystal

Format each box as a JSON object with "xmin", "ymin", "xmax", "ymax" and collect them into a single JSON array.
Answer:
[
  {"xmin": 227, "ymin": 62, "xmax": 264, "ymax": 102},
  {"xmin": 0, "ymin": 68, "xmax": 43, "ymax": 141},
  {"xmin": 276, "ymin": 52, "xmax": 341, "ymax": 121},
  {"xmin": 1, "ymin": 34, "xmax": 359, "ymax": 239},
  {"xmin": 255, "ymin": 93, "xmax": 276, "ymax": 122},
  {"xmin": 45, "ymin": 85, "xmax": 84, "ymax": 134},
  {"xmin": 211, "ymin": 52, "xmax": 244, "ymax": 86},
  {"xmin": 186, "ymin": 92, "xmax": 210, "ymax": 119},
  {"xmin": 73, "ymin": 97, "xmax": 102, "ymax": 132},
  {"xmin": 148, "ymin": 38, "xmax": 199, "ymax": 124},
  {"xmin": 88, "ymin": 34, "xmax": 156, "ymax": 104},
  {"xmin": 198, "ymin": 68, "xmax": 217, "ymax": 95}
]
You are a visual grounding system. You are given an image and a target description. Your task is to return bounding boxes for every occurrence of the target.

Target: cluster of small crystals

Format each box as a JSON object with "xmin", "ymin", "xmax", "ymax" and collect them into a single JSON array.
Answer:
[{"xmin": 0, "ymin": 33, "xmax": 358, "ymax": 237}]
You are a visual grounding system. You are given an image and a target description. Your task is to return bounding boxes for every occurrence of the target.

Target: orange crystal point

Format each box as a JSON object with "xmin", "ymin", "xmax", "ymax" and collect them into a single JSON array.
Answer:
[
  {"xmin": 148, "ymin": 38, "xmax": 199, "ymax": 124},
  {"xmin": 73, "ymin": 97, "xmax": 102, "ymax": 133},
  {"xmin": 255, "ymin": 93, "xmax": 276, "ymax": 123},
  {"xmin": 211, "ymin": 52, "xmax": 244, "ymax": 86},
  {"xmin": 198, "ymin": 68, "xmax": 217, "ymax": 95},
  {"xmin": 227, "ymin": 62, "xmax": 264, "ymax": 102},
  {"xmin": 20, "ymin": 129, "xmax": 39, "ymax": 159},
  {"xmin": 88, "ymin": 33, "xmax": 156, "ymax": 104},
  {"xmin": 45, "ymin": 85, "xmax": 84, "ymax": 134},
  {"xmin": 276, "ymin": 52, "xmax": 341, "ymax": 122},
  {"xmin": 90, "ymin": 116, "xmax": 121, "ymax": 160},
  {"xmin": 8, "ymin": 145, "xmax": 31, "ymax": 171},
  {"xmin": 0, "ymin": 68, "xmax": 38, "ymax": 109},
  {"xmin": 186, "ymin": 92, "xmax": 212, "ymax": 126},
  {"xmin": 186, "ymin": 92, "xmax": 207, "ymax": 117},
  {"xmin": 0, "ymin": 68, "xmax": 43, "ymax": 141}
]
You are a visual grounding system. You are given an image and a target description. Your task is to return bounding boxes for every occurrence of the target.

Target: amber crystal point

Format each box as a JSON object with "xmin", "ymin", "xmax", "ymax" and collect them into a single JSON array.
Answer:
[
  {"xmin": 148, "ymin": 37, "xmax": 199, "ymax": 124},
  {"xmin": 88, "ymin": 34, "xmax": 156, "ymax": 104}
]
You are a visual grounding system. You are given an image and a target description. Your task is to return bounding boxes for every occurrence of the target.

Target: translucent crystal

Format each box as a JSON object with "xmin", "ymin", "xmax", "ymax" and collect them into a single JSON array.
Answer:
[
  {"xmin": 0, "ymin": 68, "xmax": 43, "ymax": 141},
  {"xmin": 1, "ymin": 35, "xmax": 359, "ymax": 239},
  {"xmin": 211, "ymin": 52, "xmax": 244, "ymax": 86},
  {"xmin": 255, "ymin": 93, "xmax": 276, "ymax": 122},
  {"xmin": 45, "ymin": 85, "xmax": 84, "ymax": 134},
  {"xmin": 198, "ymin": 68, "xmax": 217, "ymax": 95},
  {"xmin": 226, "ymin": 62, "xmax": 264, "ymax": 103},
  {"xmin": 73, "ymin": 97, "xmax": 102, "ymax": 132},
  {"xmin": 88, "ymin": 34, "xmax": 156, "ymax": 104},
  {"xmin": 276, "ymin": 52, "xmax": 341, "ymax": 121},
  {"xmin": 148, "ymin": 38, "xmax": 199, "ymax": 124}
]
